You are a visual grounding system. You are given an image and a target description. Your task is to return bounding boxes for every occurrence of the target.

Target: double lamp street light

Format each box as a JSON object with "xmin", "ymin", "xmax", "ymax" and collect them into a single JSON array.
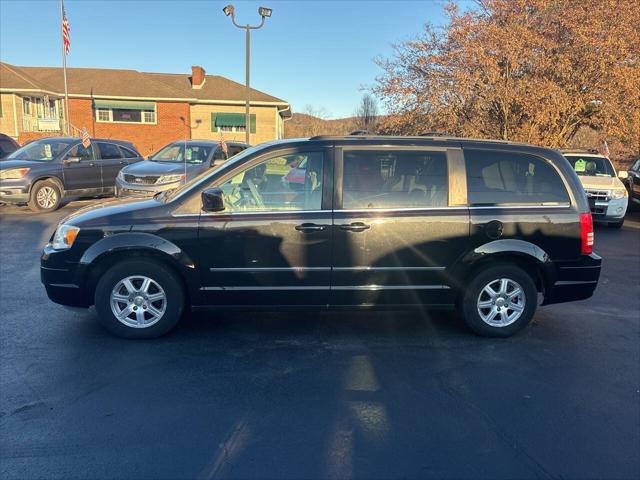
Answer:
[{"xmin": 222, "ymin": 5, "xmax": 273, "ymax": 145}]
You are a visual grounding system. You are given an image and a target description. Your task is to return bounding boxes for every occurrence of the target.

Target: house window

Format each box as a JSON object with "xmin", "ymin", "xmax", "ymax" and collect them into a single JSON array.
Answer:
[
  {"xmin": 94, "ymin": 101, "xmax": 156, "ymax": 124},
  {"xmin": 23, "ymin": 97, "xmax": 32, "ymax": 115},
  {"xmin": 211, "ymin": 112, "xmax": 256, "ymax": 134}
]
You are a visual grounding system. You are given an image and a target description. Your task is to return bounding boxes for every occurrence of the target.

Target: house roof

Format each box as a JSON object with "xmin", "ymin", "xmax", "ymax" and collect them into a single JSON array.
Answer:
[{"xmin": 0, "ymin": 62, "xmax": 289, "ymax": 110}]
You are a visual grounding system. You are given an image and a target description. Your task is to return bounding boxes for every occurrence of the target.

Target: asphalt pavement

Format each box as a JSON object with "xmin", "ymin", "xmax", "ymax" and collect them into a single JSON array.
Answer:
[{"xmin": 1, "ymin": 200, "xmax": 639, "ymax": 479}]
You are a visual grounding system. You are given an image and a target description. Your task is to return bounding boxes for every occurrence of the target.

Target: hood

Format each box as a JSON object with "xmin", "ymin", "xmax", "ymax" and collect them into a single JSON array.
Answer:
[
  {"xmin": 577, "ymin": 175, "xmax": 625, "ymax": 190},
  {"xmin": 0, "ymin": 159, "xmax": 49, "ymax": 170},
  {"xmin": 122, "ymin": 160, "xmax": 201, "ymax": 176},
  {"xmin": 61, "ymin": 196, "xmax": 160, "ymax": 228}
]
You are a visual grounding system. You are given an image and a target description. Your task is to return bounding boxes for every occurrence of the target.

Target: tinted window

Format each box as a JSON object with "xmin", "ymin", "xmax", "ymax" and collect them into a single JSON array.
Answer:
[
  {"xmin": 465, "ymin": 149, "xmax": 569, "ymax": 206},
  {"xmin": 213, "ymin": 147, "xmax": 228, "ymax": 161},
  {"xmin": 0, "ymin": 139, "xmax": 18, "ymax": 158},
  {"xmin": 97, "ymin": 142, "xmax": 123, "ymax": 160},
  {"xmin": 118, "ymin": 146, "xmax": 139, "ymax": 158},
  {"xmin": 342, "ymin": 150, "xmax": 448, "ymax": 209},
  {"xmin": 229, "ymin": 145, "xmax": 246, "ymax": 157},
  {"xmin": 66, "ymin": 144, "xmax": 94, "ymax": 161},
  {"xmin": 218, "ymin": 152, "xmax": 324, "ymax": 212},
  {"xmin": 8, "ymin": 138, "xmax": 73, "ymax": 161}
]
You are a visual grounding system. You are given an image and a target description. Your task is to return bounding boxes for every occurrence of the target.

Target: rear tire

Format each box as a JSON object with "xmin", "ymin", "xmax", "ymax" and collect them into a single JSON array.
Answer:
[
  {"xmin": 94, "ymin": 259, "xmax": 185, "ymax": 339},
  {"xmin": 459, "ymin": 264, "xmax": 537, "ymax": 337},
  {"xmin": 28, "ymin": 180, "xmax": 62, "ymax": 212}
]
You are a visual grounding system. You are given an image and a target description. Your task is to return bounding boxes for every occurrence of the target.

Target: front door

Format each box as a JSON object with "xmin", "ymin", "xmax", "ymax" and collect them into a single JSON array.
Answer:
[
  {"xmin": 61, "ymin": 143, "xmax": 101, "ymax": 193},
  {"xmin": 331, "ymin": 146, "xmax": 470, "ymax": 307},
  {"xmin": 197, "ymin": 147, "xmax": 333, "ymax": 307}
]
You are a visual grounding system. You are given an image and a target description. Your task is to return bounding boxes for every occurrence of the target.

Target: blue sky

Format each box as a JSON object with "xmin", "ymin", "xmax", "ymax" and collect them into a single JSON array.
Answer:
[{"xmin": 0, "ymin": 0, "xmax": 455, "ymax": 118}]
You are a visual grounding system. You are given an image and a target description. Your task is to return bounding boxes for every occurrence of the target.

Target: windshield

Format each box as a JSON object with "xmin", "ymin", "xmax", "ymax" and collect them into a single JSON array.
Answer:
[
  {"xmin": 162, "ymin": 144, "xmax": 266, "ymax": 202},
  {"xmin": 7, "ymin": 139, "xmax": 74, "ymax": 161},
  {"xmin": 150, "ymin": 143, "xmax": 213, "ymax": 164},
  {"xmin": 565, "ymin": 155, "xmax": 615, "ymax": 177}
]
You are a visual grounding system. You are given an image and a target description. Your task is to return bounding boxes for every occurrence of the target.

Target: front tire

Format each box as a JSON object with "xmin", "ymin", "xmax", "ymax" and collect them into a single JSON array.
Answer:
[
  {"xmin": 28, "ymin": 180, "xmax": 62, "ymax": 212},
  {"xmin": 459, "ymin": 264, "xmax": 537, "ymax": 337},
  {"xmin": 94, "ymin": 259, "xmax": 185, "ymax": 338}
]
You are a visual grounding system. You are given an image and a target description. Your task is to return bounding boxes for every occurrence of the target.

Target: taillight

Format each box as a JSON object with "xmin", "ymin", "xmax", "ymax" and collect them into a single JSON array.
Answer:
[{"xmin": 580, "ymin": 212, "xmax": 594, "ymax": 255}]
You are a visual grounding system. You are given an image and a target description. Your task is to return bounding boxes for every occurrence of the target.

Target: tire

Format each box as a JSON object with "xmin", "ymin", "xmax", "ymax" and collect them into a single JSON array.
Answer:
[
  {"xmin": 459, "ymin": 264, "xmax": 537, "ymax": 337},
  {"xmin": 608, "ymin": 219, "xmax": 624, "ymax": 229},
  {"xmin": 28, "ymin": 180, "xmax": 62, "ymax": 212},
  {"xmin": 94, "ymin": 259, "xmax": 185, "ymax": 339}
]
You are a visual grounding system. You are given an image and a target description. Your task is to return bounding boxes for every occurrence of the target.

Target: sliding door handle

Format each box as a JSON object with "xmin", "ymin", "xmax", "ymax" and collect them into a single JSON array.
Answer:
[
  {"xmin": 339, "ymin": 222, "xmax": 370, "ymax": 232},
  {"xmin": 295, "ymin": 223, "xmax": 326, "ymax": 232}
]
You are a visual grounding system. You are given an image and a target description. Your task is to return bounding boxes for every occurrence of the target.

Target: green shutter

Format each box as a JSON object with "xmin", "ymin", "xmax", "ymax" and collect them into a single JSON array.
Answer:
[
  {"xmin": 211, "ymin": 113, "xmax": 217, "ymax": 131},
  {"xmin": 250, "ymin": 114, "xmax": 256, "ymax": 134}
]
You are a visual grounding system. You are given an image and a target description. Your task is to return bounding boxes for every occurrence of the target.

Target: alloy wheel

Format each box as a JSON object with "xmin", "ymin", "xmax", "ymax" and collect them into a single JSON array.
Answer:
[
  {"xmin": 110, "ymin": 275, "xmax": 166, "ymax": 328},
  {"xmin": 36, "ymin": 186, "xmax": 57, "ymax": 209},
  {"xmin": 476, "ymin": 278, "xmax": 526, "ymax": 327}
]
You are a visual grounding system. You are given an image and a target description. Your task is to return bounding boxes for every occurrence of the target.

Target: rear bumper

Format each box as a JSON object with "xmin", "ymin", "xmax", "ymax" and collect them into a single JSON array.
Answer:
[{"xmin": 543, "ymin": 253, "xmax": 602, "ymax": 305}]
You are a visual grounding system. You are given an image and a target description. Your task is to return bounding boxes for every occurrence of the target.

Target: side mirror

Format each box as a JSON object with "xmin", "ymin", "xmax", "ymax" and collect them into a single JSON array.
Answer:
[
  {"xmin": 64, "ymin": 156, "xmax": 81, "ymax": 164},
  {"xmin": 618, "ymin": 170, "xmax": 629, "ymax": 179},
  {"xmin": 202, "ymin": 188, "xmax": 225, "ymax": 212}
]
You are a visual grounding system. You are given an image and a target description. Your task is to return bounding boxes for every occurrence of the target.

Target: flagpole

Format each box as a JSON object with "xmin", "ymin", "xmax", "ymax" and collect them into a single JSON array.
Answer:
[{"xmin": 61, "ymin": 0, "xmax": 70, "ymax": 136}]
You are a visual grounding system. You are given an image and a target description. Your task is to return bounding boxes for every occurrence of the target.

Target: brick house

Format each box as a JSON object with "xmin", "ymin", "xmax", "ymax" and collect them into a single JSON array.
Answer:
[{"xmin": 0, "ymin": 62, "xmax": 291, "ymax": 155}]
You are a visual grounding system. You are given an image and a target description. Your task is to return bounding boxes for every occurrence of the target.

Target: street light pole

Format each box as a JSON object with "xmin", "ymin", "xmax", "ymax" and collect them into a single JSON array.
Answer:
[{"xmin": 223, "ymin": 5, "xmax": 272, "ymax": 145}]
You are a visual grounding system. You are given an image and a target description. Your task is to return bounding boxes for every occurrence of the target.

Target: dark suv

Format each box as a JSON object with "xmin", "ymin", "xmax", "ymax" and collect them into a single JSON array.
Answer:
[
  {"xmin": 0, "ymin": 137, "xmax": 142, "ymax": 212},
  {"xmin": 41, "ymin": 136, "xmax": 601, "ymax": 338}
]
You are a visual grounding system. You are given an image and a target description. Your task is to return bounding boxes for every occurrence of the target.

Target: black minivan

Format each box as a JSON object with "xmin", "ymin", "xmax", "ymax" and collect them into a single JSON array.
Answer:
[{"xmin": 41, "ymin": 136, "xmax": 601, "ymax": 338}]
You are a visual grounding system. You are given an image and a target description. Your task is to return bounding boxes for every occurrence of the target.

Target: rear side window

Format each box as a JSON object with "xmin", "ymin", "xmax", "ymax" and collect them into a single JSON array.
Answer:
[
  {"xmin": 342, "ymin": 150, "xmax": 448, "ymax": 209},
  {"xmin": 119, "ymin": 145, "xmax": 139, "ymax": 158},
  {"xmin": 464, "ymin": 149, "xmax": 569, "ymax": 206},
  {"xmin": 97, "ymin": 142, "xmax": 123, "ymax": 160}
]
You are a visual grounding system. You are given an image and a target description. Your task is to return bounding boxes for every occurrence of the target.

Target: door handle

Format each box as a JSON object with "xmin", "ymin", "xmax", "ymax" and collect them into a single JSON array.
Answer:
[
  {"xmin": 119, "ymin": 161, "xmax": 127, "ymax": 165},
  {"xmin": 295, "ymin": 223, "xmax": 326, "ymax": 233},
  {"xmin": 340, "ymin": 222, "xmax": 371, "ymax": 232}
]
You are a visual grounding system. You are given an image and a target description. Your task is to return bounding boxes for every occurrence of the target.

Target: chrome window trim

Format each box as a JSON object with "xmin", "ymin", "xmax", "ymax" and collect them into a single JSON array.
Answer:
[
  {"xmin": 338, "ymin": 206, "xmax": 468, "ymax": 214},
  {"xmin": 468, "ymin": 203, "xmax": 571, "ymax": 209},
  {"xmin": 172, "ymin": 209, "xmax": 332, "ymax": 218}
]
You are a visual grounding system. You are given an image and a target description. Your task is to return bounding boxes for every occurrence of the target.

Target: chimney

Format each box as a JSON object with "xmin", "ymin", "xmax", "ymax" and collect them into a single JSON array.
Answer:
[{"xmin": 191, "ymin": 66, "xmax": 205, "ymax": 89}]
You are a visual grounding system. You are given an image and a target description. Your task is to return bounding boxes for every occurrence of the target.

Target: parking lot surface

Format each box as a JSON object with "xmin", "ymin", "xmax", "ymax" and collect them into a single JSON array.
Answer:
[{"xmin": 1, "ymin": 200, "xmax": 639, "ymax": 479}]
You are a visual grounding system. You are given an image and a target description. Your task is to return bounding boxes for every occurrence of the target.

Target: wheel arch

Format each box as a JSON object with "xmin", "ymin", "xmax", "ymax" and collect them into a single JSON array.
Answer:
[
  {"xmin": 29, "ymin": 175, "xmax": 64, "ymax": 194},
  {"xmin": 77, "ymin": 232, "xmax": 199, "ymax": 306},
  {"xmin": 451, "ymin": 239, "xmax": 554, "ymax": 297}
]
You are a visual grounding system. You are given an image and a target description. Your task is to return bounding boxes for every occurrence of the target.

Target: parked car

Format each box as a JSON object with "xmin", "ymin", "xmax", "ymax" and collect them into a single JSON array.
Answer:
[
  {"xmin": 115, "ymin": 140, "xmax": 249, "ymax": 198},
  {"xmin": 41, "ymin": 135, "xmax": 601, "ymax": 339},
  {"xmin": 0, "ymin": 137, "xmax": 142, "ymax": 212},
  {"xmin": 0, "ymin": 133, "xmax": 20, "ymax": 160},
  {"xmin": 561, "ymin": 150, "xmax": 628, "ymax": 228},
  {"xmin": 625, "ymin": 159, "xmax": 640, "ymax": 207}
]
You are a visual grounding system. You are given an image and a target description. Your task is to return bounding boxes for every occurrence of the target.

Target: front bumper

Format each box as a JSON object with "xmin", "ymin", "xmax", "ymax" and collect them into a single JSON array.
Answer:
[
  {"xmin": 0, "ymin": 181, "xmax": 30, "ymax": 204},
  {"xmin": 115, "ymin": 177, "xmax": 181, "ymax": 198},
  {"xmin": 41, "ymin": 245, "xmax": 90, "ymax": 308},
  {"xmin": 543, "ymin": 253, "xmax": 602, "ymax": 305},
  {"xmin": 590, "ymin": 197, "xmax": 628, "ymax": 222}
]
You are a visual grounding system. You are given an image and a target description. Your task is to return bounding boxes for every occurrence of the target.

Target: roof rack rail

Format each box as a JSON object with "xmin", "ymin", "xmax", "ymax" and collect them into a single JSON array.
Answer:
[
  {"xmin": 349, "ymin": 130, "xmax": 369, "ymax": 135},
  {"xmin": 419, "ymin": 131, "xmax": 447, "ymax": 137},
  {"xmin": 561, "ymin": 148, "xmax": 599, "ymax": 154}
]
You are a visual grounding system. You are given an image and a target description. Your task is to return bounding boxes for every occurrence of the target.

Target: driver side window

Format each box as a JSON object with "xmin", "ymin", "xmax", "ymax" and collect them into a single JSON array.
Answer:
[
  {"xmin": 66, "ymin": 144, "xmax": 94, "ymax": 161},
  {"xmin": 217, "ymin": 152, "xmax": 324, "ymax": 213}
]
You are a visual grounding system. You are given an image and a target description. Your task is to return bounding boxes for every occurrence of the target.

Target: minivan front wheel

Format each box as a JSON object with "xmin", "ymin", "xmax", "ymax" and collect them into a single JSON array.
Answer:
[
  {"xmin": 94, "ymin": 259, "xmax": 184, "ymax": 338},
  {"xmin": 460, "ymin": 264, "xmax": 537, "ymax": 337},
  {"xmin": 28, "ymin": 180, "xmax": 62, "ymax": 212}
]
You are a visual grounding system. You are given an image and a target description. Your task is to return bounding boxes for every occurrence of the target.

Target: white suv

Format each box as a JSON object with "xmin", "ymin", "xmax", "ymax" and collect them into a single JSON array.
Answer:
[{"xmin": 562, "ymin": 150, "xmax": 628, "ymax": 228}]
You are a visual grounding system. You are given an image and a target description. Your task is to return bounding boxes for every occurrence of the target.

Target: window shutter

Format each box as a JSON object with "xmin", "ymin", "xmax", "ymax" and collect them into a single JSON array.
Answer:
[
  {"xmin": 250, "ymin": 114, "xmax": 256, "ymax": 134},
  {"xmin": 211, "ymin": 113, "xmax": 217, "ymax": 131}
]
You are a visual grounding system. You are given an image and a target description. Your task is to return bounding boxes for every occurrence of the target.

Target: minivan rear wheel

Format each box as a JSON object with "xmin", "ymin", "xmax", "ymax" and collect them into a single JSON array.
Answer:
[
  {"xmin": 28, "ymin": 180, "xmax": 62, "ymax": 212},
  {"xmin": 460, "ymin": 264, "xmax": 537, "ymax": 337},
  {"xmin": 94, "ymin": 259, "xmax": 184, "ymax": 338}
]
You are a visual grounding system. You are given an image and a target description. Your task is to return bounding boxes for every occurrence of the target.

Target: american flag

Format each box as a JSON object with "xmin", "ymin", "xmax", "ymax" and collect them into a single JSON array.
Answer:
[
  {"xmin": 62, "ymin": 0, "xmax": 70, "ymax": 55},
  {"xmin": 81, "ymin": 128, "xmax": 90, "ymax": 148},
  {"xmin": 599, "ymin": 140, "xmax": 610, "ymax": 158},
  {"xmin": 219, "ymin": 133, "xmax": 228, "ymax": 154}
]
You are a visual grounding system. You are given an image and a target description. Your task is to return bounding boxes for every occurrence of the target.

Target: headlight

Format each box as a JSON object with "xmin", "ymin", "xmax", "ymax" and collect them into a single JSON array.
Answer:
[
  {"xmin": 157, "ymin": 174, "xmax": 185, "ymax": 184},
  {"xmin": 51, "ymin": 224, "xmax": 80, "ymax": 250},
  {"xmin": 611, "ymin": 189, "xmax": 628, "ymax": 199},
  {"xmin": 0, "ymin": 168, "xmax": 30, "ymax": 180}
]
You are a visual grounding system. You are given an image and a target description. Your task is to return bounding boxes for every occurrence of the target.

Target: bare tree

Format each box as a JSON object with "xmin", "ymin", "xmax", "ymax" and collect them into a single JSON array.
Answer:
[{"xmin": 354, "ymin": 94, "xmax": 379, "ymax": 133}]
